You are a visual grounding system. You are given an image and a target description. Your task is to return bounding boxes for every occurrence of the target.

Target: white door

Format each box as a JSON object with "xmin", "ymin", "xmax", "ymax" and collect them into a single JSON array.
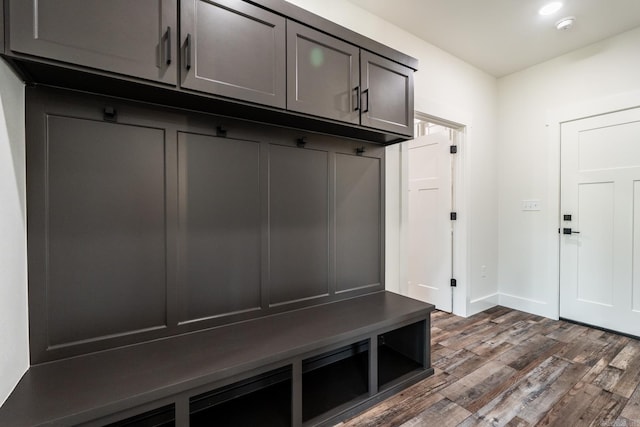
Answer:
[
  {"xmin": 560, "ymin": 107, "xmax": 640, "ymax": 337},
  {"xmin": 408, "ymin": 130, "xmax": 453, "ymax": 311}
]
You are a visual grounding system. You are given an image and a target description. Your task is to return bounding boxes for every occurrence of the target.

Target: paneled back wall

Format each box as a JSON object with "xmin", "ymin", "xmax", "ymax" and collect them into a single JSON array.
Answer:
[{"xmin": 27, "ymin": 86, "xmax": 385, "ymax": 363}]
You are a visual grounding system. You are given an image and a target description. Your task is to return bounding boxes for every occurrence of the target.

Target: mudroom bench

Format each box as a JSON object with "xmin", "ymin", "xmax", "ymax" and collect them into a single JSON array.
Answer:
[{"xmin": 0, "ymin": 291, "xmax": 434, "ymax": 426}]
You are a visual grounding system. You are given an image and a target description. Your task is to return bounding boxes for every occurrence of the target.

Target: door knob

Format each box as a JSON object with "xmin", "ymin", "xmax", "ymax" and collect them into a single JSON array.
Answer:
[{"xmin": 562, "ymin": 228, "xmax": 580, "ymax": 235}]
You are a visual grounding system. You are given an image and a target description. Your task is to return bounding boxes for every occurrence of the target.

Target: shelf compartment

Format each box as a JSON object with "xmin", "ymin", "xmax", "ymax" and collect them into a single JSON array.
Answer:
[
  {"xmin": 378, "ymin": 320, "xmax": 426, "ymax": 389},
  {"xmin": 106, "ymin": 404, "xmax": 175, "ymax": 427},
  {"xmin": 189, "ymin": 366, "xmax": 292, "ymax": 427},
  {"xmin": 302, "ymin": 339, "xmax": 370, "ymax": 422}
]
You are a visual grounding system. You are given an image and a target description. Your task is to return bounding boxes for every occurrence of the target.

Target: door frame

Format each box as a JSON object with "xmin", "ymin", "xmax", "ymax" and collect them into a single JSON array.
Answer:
[
  {"xmin": 547, "ymin": 90, "xmax": 640, "ymax": 320},
  {"xmin": 386, "ymin": 110, "xmax": 470, "ymax": 316}
]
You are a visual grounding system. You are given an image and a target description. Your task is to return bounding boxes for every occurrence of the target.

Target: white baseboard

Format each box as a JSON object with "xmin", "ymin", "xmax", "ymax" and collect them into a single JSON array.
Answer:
[
  {"xmin": 498, "ymin": 292, "xmax": 558, "ymax": 320},
  {"xmin": 467, "ymin": 293, "xmax": 499, "ymax": 317}
]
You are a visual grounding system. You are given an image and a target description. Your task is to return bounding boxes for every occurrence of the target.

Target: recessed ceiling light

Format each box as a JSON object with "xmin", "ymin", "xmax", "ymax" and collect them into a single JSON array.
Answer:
[
  {"xmin": 556, "ymin": 16, "xmax": 575, "ymax": 30},
  {"xmin": 539, "ymin": 2, "xmax": 563, "ymax": 15}
]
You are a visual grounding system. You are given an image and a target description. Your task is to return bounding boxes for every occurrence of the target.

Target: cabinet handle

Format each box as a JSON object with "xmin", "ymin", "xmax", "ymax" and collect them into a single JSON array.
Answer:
[
  {"xmin": 164, "ymin": 27, "xmax": 172, "ymax": 66},
  {"xmin": 185, "ymin": 34, "xmax": 192, "ymax": 71},
  {"xmin": 353, "ymin": 86, "xmax": 360, "ymax": 111},
  {"xmin": 362, "ymin": 89, "xmax": 370, "ymax": 113}
]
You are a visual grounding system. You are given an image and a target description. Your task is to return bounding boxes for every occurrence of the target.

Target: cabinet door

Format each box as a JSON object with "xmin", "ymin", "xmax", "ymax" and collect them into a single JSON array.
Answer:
[
  {"xmin": 181, "ymin": 0, "xmax": 286, "ymax": 108},
  {"xmin": 9, "ymin": 0, "xmax": 177, "ymax": 84},
  {"xmin": 287, "ymin": 21, "xmax": 360, "ymax": 124},
  {"xmin": 360, "ymin": 51, "xmax": 414, "ymax": 136}
]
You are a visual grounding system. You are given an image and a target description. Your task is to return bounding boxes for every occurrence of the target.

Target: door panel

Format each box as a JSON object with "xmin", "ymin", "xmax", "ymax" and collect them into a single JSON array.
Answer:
[
  {"xmin": 177, "ymin": 132, "xmax": 261, "ymax": 322},
  {"xmin": 336, "ymin": 154, "xmax": 381, "ymax": 293},
  {"xmin": 10, "ymin": 0, "xmax": 177, "ymax": 84},
  {"xmin": 560, "ymin": 107, "xmax": 640, "ymax": 336},
  {"xmin": 361, "ymin": 51, "xmax": 413, "ymax": 136},
  {"xmin": 576, "ymin": 182, "xmax": 614, "ymax": 306},
  {"xmin": 286, "ymin": 21, "xmax": 360, "ymax": 124},
  {"xmin": 46, "ymin": 115, "xmax": 167, "ymax": 346},
  {"xmin": 268, "ymin": 145, "xmax": 329, "ymax": 305},
  {"xmin": 407, "ymin": 131, "xmax": 452, "ymax": 311},
  {"xmin": 181, "ymin": 0, "xmax": 286, "ymax": 108}
]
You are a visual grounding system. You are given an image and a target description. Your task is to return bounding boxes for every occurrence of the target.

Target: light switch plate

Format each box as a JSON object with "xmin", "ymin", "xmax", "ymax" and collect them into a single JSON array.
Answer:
[{"xmin": 522, "ymin": 199, "xmax": 541, "ymax": 211}]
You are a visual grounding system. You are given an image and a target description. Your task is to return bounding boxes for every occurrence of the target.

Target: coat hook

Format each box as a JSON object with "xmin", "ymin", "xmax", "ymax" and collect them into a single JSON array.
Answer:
[
  {"xmin": 297, "ymin": 137, "xmax": 307, "ymax": 148},
  {"xmin": 103, "ymin": 106, "xmax": 117, "ymax": 122},
  {"xmin": 356, "ymin": 146, "xmax": 366, "ymax": 156},
  {"xmin": 217, "ymin": 126, "xmax": 227, "ymax": 137}
]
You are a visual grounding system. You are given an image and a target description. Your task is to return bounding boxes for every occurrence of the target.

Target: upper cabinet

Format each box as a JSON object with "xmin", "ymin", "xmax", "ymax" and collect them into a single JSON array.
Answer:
[
  {"xmin": 3, "ymin": 0, "xmax": 417, "ymax": 143},
  {"xmin": 286, "ymin": 21, "xmax": 360, "ymax": 124},
  {"xmin": 286, "ymin": 22, "xmax": 414, "ymax": 135},
  {"xmin": 180, "ymin": 0, "xmax": 286, "ymax": 108},
  {"xmin": 9, "ymin": 0, "xmax": 177, "ymax": 85},
  {"xmin": 360, "ymin": 51, "xmax": 414, "ymax": 135}
]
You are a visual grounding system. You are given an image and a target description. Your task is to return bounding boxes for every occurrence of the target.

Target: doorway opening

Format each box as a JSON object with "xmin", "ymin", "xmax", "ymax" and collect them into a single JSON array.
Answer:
[{"xmin": 406, "ymin": 114, "xmax": 461, "ymax": 313}]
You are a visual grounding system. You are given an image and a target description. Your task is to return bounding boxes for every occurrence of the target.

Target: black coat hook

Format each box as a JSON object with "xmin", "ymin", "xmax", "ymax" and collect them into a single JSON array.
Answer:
[
  {"xmin": 216, "ymin": 126, "xmax": 227, "ymax": 137},
  {"xmin": 356, "ymin": 146, "xmax": 366, "ymax": 156},
  {"xmin": 297, "ymin": 137, "xmax": 307, "ymax": 148},
  {"xmin": 103, "ymin": 106, "xmax": 117, "ymax": 122}
]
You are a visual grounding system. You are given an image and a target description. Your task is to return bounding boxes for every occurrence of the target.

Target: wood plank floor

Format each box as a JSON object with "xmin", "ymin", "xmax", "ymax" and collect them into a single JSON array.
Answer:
[{"xmin": 338, "ymin": 306, "xmax": 640, "ymax": 427}]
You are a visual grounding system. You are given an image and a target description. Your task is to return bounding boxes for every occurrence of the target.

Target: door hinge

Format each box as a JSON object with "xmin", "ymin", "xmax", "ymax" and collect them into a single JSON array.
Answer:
[
  {"xmin": 450, "ymin": 278, "xmax": 457, "ymax": 287},
  {"xmin": 450, "ymin": 212, "xmax": 457, "ymax": 221},
  {"xmin": 450, "ymin": 145, "xmax": 458, "ymax": 154}
]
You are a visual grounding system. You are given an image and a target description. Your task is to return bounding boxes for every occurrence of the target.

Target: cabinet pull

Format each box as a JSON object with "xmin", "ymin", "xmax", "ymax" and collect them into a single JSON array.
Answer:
[
  {"xmin": 164, "ymin": 27, "xmax": 172, "ymax": 66},
  {"xmin": 353, "ymin": 86, "xmax": 360, "ymax": 111},
  {"xmin": 185, "ymin": 34, "xmax": 192, "ymax": 71},
  {"xmin": 362, "ymin": 89, "xmax": 370, "ymax": 113}
]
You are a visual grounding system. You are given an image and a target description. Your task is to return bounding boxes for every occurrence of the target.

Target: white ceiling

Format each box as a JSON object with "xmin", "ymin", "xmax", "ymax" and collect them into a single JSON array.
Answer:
[{"xmin": 346, "ymin": 0, "xmax": 640, "ymax": 77}]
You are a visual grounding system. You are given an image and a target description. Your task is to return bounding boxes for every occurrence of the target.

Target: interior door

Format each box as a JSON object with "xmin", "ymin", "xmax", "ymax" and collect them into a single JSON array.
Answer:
[
  {"xmin": 560, "ymin": 107, "xmax": 640, "ymax": 337},
  {"xmin": 408, "ymin": 130, "xmax": 453, "ymax": 312}
]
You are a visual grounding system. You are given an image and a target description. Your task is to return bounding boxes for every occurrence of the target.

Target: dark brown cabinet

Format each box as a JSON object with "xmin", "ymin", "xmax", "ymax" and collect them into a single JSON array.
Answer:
[
  {"xmin": 3, "ymin": 0, "xmax": 416, "ymax": 142},
  {"xmin": 286, "ymin": 21, "xmax": 360, "ymax": 124},
  {"xmin": 286, "ymin": 22, "xmax": 414, "ymax": 136},
  {"xmin": 180, "ymin": 0, "xmax": 286, "ymax": 108},
  {"xmin": 361, "ymin": 50, "xmax": 414, "ymax": 135},
  {"xmin": 9, "ymin": 0, "xmax": 177, "ymax": 84},
  {"xmin": 0, "ymin": 1, "xmax": 424, "ymax": 424}
]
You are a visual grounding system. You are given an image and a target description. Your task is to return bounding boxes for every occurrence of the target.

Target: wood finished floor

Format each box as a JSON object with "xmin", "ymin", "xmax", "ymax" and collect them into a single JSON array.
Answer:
[{"xmin": 339, "ymin": 306, "xmax": 640, "ymax": 427}]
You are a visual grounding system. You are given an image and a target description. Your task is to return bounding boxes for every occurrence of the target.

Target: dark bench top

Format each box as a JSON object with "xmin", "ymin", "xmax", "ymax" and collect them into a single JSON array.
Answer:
[{"xmin": 0, "ymin": 291, "xmax": 434, "ymax": 426}]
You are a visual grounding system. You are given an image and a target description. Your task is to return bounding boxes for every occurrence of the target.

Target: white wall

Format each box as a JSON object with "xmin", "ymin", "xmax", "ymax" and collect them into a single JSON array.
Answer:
[
  {"xmin": 0, "ymin": 60, "xmax": 28, "ymax": 406},
  {"xmin": 285, "ymin": 0, "xmax": 499, "ymax": 316},
  {"xmin": 497, "ymin": 27, "xmax": 640, "ymax": 318}
]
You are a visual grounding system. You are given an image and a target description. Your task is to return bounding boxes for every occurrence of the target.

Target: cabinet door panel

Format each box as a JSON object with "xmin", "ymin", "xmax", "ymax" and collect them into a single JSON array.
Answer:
[
  {"xmin": 10, "ymin": 0, "xmax": 177, "ymax": 84},
  {"xmin": 181, "ymin": 0, "xmax": 286, "ymax": 108},
  {"xmin": 361, "ymin": 51, "xmax": 414, "ymax": 136},
  {"xmin": 336, "ymin": 154, "xmax": 382, "ymax": 292},
  {"xmin": 178, "ymin": 132, "xmax": 261, "ymax": 321},
  {"xmin": 269, "ymin": 145, "xmax": 329, "ymax": 305},
  {"xmin": 46, "ymin": 116, "xmax": 167, "ymax": 346},
  {"xmin": 287, "ymin": 21, "xmax": 360, "ymax": 124}
]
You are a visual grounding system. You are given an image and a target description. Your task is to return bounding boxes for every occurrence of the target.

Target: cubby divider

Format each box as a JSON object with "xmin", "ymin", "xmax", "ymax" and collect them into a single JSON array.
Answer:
[{"xmin": 377, "ymin": 320, "xmax": 426, "ymax": 390}]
